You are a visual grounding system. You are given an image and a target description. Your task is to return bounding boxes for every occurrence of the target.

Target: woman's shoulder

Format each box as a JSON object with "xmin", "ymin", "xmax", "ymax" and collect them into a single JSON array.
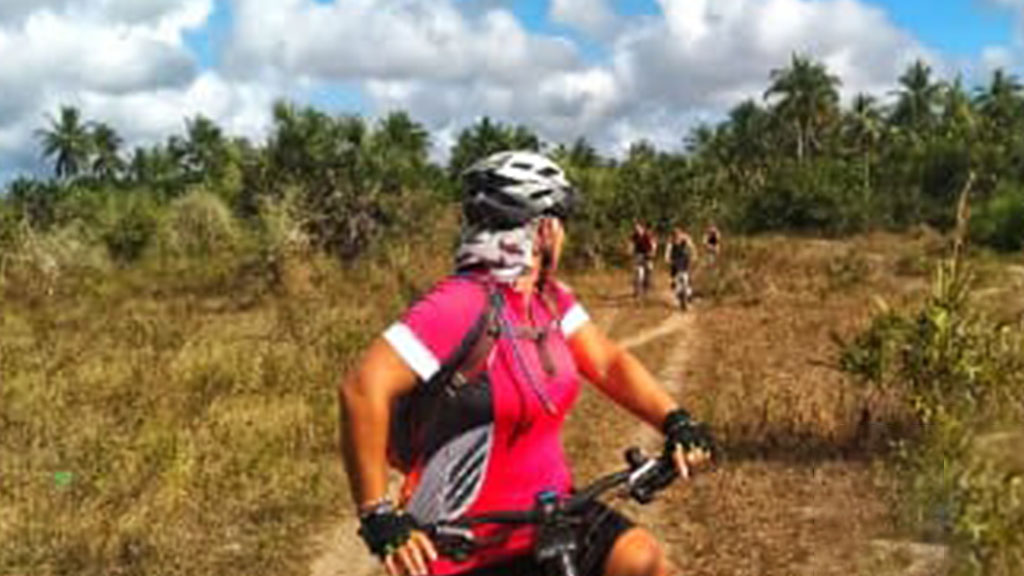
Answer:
[
  {"xmin": 397, "ymin": 275, "xmax": 492, "ymax": 351},
  {"xmin": 412, "ymin": 274, "xmax": 490, "ymax": 311},
  {"xmin": 544, "ymin": 278, "xmax": 582, "ymax": 314}
]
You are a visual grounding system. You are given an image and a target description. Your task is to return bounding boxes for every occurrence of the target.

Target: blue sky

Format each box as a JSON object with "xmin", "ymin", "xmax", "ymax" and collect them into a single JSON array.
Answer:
[
  {"xmin": 183, "ymin": 1, "xmax": 1019, "ymax": 68},
  {"xmin": 880, "ymin": 0, "xmax": 1014, "ymax": 57},
  {"xmin": 2, "ymin": 0, "xmax": 1023, "ymax": 181},
  {"xmin": 181, "ymin": 0, "xmax": 1021, "ymax": 117}
]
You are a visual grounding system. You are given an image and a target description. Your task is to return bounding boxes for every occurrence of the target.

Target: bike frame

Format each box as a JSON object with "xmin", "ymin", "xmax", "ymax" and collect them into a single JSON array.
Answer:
[
  {"xmin": 634, "ymin": 257, "xmax": 653, "ymax": 298},
  {"xmin": 426, "ymin": 448, "xmax": 677, "ymax": 576}
]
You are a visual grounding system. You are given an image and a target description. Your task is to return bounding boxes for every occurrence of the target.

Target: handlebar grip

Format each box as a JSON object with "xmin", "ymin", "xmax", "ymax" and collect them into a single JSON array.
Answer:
[
  {"xmin": 626, "ymin": 450, "xmax": 679, "ymax": 504},
  {"xmin": 625, "ymin": 447, "xmax": 646, "ymax": 469}
]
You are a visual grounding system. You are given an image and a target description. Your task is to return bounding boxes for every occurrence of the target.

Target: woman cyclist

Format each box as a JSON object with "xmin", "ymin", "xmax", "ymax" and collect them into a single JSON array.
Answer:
[{"xmin": 340, "ymin": 151, "xmax": 713, "ymax": 576}]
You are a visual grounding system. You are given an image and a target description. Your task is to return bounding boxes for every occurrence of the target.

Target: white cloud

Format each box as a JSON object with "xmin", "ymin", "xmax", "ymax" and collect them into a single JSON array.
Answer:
[
  {"xmin": 549, "ymin": 0, "xmax": 618, "ymax": 38},
  {"xmin": 981, "ymin": 46, "xmax": 1016, "ymax": 73},
  {"xmin": 79, "ymin": 72, "xmax": 279, "ymax": 144},
  {"xmin": 0, "ymin": 11, "xmax": 196, "ymax": 97},
  {"xmin": 225, "ymin": 0, "xmax": 578, "ymax": 84},
  {"xmin": 615, "ymin": 0, "xmax": 934, "ymax": 112},
  {"xmin": 0, "ymin": 0, "xmax": 275, "ymax": 181},
  {"xmin": 0, "ymin": 0, "xmax": 1003, "ymax": 181}
]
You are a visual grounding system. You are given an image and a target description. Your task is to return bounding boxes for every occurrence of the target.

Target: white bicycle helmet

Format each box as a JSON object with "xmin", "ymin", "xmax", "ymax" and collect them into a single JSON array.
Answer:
[{"xmin": 461, "ymin": 150, "xmax": 578, "ymax": 230}]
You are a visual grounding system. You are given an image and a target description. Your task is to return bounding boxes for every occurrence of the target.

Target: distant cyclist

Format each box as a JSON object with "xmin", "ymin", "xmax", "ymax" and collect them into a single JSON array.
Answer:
[
  {"xmin": 704, "ymin": 224, "xmax": 721, "ymax": 267},
  {"xmin": 629, "ymin": 221, "xmax": 657, "ymax": 299},
  {"xmin": 666, "ymin": 228, "xmax": 695, "ymax": 309}
]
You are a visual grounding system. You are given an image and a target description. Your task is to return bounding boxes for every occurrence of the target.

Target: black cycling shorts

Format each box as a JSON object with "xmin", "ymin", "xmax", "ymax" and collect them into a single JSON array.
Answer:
[{"xmin": 456, "ymin": 500, "xmax": 634, "ymax": 576}]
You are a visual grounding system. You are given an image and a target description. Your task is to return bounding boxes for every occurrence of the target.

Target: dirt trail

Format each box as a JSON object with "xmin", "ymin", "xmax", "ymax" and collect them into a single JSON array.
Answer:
[
  {"xmin": 619, "ymin": 312, "xmax": 690, "ymax": 352},
  {"xmin": 621, "ymin": 296, "xmax": 948, "ymax": 576},
  {"xmin": 309, "ymin": 288, "xmax": 947, "ymax": 576}
]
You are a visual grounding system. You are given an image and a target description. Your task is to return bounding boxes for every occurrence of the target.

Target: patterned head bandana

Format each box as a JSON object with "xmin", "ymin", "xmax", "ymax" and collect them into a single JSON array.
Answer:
[{"xmin": 454, "ymin": 220, "xmax": 540, "ymax": 283}]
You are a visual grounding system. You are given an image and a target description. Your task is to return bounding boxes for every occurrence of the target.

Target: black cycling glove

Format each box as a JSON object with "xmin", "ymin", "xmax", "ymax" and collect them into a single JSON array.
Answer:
[
  {"xmin": 662, "ymin": 408, "xmax": 715, "ymax": 458},
  {"xmin": 357, "ymin": 502, "xmax": 416, "ymax": 559}
]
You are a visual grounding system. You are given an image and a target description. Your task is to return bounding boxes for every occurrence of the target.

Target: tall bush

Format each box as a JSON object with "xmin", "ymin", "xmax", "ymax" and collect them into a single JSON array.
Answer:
[{"xmin": 972, "ymin": 182, "xmax": 1024, "ymax": 252}]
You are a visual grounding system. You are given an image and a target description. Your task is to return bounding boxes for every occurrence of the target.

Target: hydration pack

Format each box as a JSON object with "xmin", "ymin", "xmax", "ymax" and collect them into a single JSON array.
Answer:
[{"xmin": 387, "ymin": 284, "xmax": 504, "ymax": 474}]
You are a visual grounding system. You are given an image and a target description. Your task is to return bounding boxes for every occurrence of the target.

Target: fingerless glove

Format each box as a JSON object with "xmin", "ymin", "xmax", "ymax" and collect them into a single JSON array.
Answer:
[
  {"xmin": 662, "ymin": 408, "xmax": 715, "ymax": 455},
  {"xmin": 357, "ymin": 501, "xmax": 416, "ymax": 559}
]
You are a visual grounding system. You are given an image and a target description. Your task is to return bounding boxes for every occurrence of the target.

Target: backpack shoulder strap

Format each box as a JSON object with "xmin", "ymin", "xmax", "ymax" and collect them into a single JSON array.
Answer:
[{"xmin": 420, "ymin": 280, "xmax": 502, "ymax": 395}]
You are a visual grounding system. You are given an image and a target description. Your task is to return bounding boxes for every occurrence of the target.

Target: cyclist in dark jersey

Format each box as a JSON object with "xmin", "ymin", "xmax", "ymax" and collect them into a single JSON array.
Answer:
[
  {"xmin": 340, "ymin": 151, "xmax": 713, "ymax": 576},
  {"xmin": 668, "ymin": 229, "xmax": 694, "ymax": 275},
  {"xmin": 666, "ymin": 228, "xmax": 696, "ymax": 307},
  {"xmin": 704, "ymin": 224, "xmax": 721, "ymax": 266},
  {"xmin": 629, "ymin": 221, "xmax": 657, "ymax": 298}
]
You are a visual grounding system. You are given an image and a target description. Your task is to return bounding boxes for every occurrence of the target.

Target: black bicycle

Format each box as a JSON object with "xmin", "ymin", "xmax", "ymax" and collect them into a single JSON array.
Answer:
[{"xmin": 423, "ymin": 447, "xmax": 681, "ymax": 576}]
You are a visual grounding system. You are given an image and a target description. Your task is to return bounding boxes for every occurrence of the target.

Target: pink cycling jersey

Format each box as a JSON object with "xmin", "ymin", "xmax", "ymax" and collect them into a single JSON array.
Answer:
[{"xmin": 383, "ymin": 274, "xmax": 591, "ymax": 574}]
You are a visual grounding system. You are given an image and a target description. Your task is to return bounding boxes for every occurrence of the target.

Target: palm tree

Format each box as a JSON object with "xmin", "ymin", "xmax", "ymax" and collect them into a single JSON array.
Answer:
[
  {"xmin": 36, "ymin": 105, "xmax": 92, "ymax": 180},
  {"xmin": 373, "ymin": 111, "xmax": 429, "ymax": 162},
  {"xmin": 891, "ymin": 60, "xmax": 941, "ymax": 137},
  {"xmin": 974, "ymin": 68, "xmax": 1023, "ymax": 137},
  {"xmin": 508, "ymin": 125, "xmax": 541, "ymax": 151},
  {"xmin": 89, "ymin": 121, "xmax": 124, "ymax": 182},
  {"xmin": 843, "ymin": 93, "xmax": 883, "ymax": 191},
  {"xmin": 685, "ymin": 124, "xmax": 716, "ymax": 155},
  {"xmin": 267, "ymin": 100, "xmax": 336, "ymax": 183},
  {"xmin": 370, "ymin": 111, "xmax": 430, "ymax": 193},
  {"xmin": 941, "ymin": 76, "xmax": 977, "ymax": 140},
  {"xmin": 128, "ymin": 144, "xmax": 183, "ymax": 196},
  {"xmin": 180, "ymin": 115, "xmax": 227, "ymax": 180},
  {"xmin": 685, "ymin": 123, "xmax": 729, "ymax": 199},
  {"xmin": 448, "ymin": 117, "xmax": 541, "ymax": 176},
  {"xmin": 725, "ymin": 100, "xmax": 771, "ymax": 171},
  {"xmin": 567, "ymin": 136, "xmax": 600, "ymax": 169},
  {"xmin": 764, "ymin": 53, "xmax": 841, "ymax": 162}
]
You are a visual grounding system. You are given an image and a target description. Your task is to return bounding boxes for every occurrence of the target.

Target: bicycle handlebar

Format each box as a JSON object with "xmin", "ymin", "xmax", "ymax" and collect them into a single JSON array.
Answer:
[{"xmin": 422, "ymin": 446, "xmax": 678, "ymax": 559}]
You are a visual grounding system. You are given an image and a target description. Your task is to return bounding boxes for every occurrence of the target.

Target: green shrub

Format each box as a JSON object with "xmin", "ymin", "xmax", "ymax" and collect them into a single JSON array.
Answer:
[
  {"xmin": 742, "ymin": 160, "xmax": 871, "ymax": 236},
  {"xmin": 839, "ymin": 256, "xmax": 1024, "ymax": 575},
  {"xmin": 158, "ymin": 188, "xmax": 241, "ymax": 259},
  {"xmin": 100, "ymin": 193, "xmax": 161, "ymax": 264},
  {"xmin": 972, "ymin": 183, "xmax": 1024, "ymax": 252}
]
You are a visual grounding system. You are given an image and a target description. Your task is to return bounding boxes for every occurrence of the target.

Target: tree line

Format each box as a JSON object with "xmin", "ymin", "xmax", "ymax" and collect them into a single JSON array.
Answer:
[{"xmin": 3, "ymin": 54, "xmax": 1023, "ymax": 272}]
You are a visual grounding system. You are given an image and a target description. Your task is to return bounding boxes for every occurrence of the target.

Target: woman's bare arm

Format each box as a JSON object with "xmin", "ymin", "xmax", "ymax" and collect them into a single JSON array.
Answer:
[
  {"xmin": 339, "ymin": 338, "xmax": 417, "ymax": 509},
  {"xmin": 568, "ymin": 322, "xmax": 678, "ymax": 429}
]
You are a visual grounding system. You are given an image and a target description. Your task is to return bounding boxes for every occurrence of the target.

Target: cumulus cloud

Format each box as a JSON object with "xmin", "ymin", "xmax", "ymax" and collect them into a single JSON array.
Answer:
[
  {"xmin": 549, "ymin": 0, "xmax": 618, "ymax": 38},
  {"xmin": 223, "ymin": 0, "xmax": 626, "ymax": 154},
  {"xmin": 0, "ymin": 0, "xmax": 991, "ymax": 180},
  {"xmin": 225, "ymin": 0, "xmax": 578, "ymax": 84},
  {"xmin": 78, "ymin": 73, "xmax": 279, "ymax": 145},
  {"xmin": 0, "ymin": 11, "xmax": 196, "ymax": 98},
  {"xmin": 354, "ymin": 0, "xmax": 937, "ymax": 154},
  {"xmin": 0, "ymin": 0, "xmax": 275, "ymax": 181},
  {"xmin": 615, "ymin": 0, "xmax": 934, "ymax": 112}
]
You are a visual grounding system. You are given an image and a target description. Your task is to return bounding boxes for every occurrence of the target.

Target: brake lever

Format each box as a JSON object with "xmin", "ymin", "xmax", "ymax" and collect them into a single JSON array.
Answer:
[
  {"xmin": 624, "ymin": 448, "xmax": 679, "ymax": 504},
  {"xmin": 427, "ymin": 525, "xmax": 477, "ymax": 562}
]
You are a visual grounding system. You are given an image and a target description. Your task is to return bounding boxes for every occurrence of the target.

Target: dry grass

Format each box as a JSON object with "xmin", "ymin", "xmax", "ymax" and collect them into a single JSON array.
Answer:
[
  {"xmin": 3, "ymin": 229, "xmax": 1018, "ymax": 576},
  {"xmin": 561, "ymin": 233, "xmax": 973, "ymax": 576},
  {"xmin": 0, "ymin": 236, "xmax": 452, "ymax": 575}
]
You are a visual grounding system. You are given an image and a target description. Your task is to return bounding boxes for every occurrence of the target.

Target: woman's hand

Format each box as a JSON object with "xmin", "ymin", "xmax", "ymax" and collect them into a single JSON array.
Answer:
[
  {"xmin": 382, "ymin": 530, "xmax": 438, "ymax": 576},
  {"xmin": 671, "ymin": 443, "xmax": 714, "ymax": 480},
  {"xmin": 358, "ymin": 505, "xmax": 438, "ymax": 576},
  {"xmin": 662, "ymin": 408, "xmax": 715, "ymax": 479}
]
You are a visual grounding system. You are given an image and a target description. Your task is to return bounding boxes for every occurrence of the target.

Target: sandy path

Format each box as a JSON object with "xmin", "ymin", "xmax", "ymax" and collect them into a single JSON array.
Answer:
[{"xmin": 308, "ymin": 290, "xmax": 949, "ymax": 576}]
